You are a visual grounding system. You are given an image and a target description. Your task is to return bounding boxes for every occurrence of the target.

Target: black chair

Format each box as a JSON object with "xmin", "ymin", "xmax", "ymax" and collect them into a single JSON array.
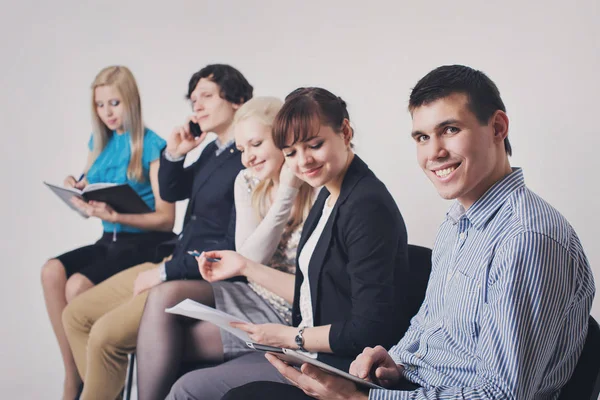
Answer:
[
  {"xmin": 123, "ymin": 353, "xmax": 135, "ymax": 400},
  {"xmin": 406, "ymin": 244, "xmax": 433, "ymax": 317},
  {"xmin": 558, "ymin": 316, "xmax": 600, "ymax": 400}
]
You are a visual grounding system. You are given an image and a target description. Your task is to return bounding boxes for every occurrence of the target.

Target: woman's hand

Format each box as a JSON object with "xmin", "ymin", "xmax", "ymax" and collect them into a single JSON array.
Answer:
[
  {"xmin": 70, "ymin": 198, "xmax": 119, "ymax": 223},
  {"xmin": 230, "ymin": 322, "xmax": 297, "ymax": 348},
  {"xmin": 64, "ymin": 175, "xmax": 86, "ymax": 190},
  {"xmin": 132, "ymin": 267, "xmax": 163, "ymax": 296},
  {"xmin": 165, "ymin": 115, "xmax": 207, "ymax": 159},
  {"xmin": 279, "ymin": 163, "xmax": 303, "ymax": 189},
  {"xmin": 196, "ymin": 250, "xmax": 249, "ymax": 282}
]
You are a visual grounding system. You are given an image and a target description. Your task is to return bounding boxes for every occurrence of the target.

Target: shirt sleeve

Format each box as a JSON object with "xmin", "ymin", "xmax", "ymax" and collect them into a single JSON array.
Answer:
[
  {"xmin": 142, "ymin": 129, "xmax": 167, "ymax": 164},
  {"xmin": 369, "ymin": 232, "xmax": 577, "ymax": 400},
  {"xmin": 234, "ymin": 171, "xmax": 299, "ymax": 264}
]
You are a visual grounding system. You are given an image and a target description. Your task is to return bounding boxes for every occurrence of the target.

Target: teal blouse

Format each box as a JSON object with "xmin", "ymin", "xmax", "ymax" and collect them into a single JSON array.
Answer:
[{"xmin": 86, "ymin": 128, "xmax": 166, "ymax": 233}]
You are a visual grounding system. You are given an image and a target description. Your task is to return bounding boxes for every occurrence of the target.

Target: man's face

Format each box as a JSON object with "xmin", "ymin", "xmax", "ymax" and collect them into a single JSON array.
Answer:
[
  {"xmin": 411, "ymin": 93, "xmax": 501, "ymax": 209},
  {"xmin": 189, "ymin": 78, "xmax": 238, "ymax": 133}
]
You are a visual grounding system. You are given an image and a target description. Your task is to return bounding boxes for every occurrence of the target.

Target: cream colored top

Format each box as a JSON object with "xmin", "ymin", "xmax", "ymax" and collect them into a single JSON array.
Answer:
[{"xmin": 234, "ymin": 169, "xmax": 302, "ymax": 323}]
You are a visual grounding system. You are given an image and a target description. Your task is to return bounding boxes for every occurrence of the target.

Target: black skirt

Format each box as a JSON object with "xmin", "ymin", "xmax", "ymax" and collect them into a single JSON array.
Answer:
[{"xmin": 54, "ymin": 230, "xmax": 175, "ymax": 284}]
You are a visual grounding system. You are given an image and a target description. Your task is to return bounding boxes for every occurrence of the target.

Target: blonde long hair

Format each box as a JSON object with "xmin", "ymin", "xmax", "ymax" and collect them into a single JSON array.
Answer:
[
  {"xmin": 234, "ymin": 97, "xmax": 314, "ymax": 231},
  {"xmin": 90, "ymin": 66, "xmax": 145, "ymax": 181}
]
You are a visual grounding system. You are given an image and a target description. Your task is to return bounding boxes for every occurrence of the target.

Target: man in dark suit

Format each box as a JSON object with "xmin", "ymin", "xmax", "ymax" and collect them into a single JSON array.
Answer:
[{"xmin": 133, "ymin": 64, "xmax": 253, "ymax": 290}]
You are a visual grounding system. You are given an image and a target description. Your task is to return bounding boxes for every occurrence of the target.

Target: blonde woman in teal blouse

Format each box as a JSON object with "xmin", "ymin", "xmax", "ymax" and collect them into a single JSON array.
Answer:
[{"xmin": 41, "ymin": 65, "xmax": 175, "ymax": 400}]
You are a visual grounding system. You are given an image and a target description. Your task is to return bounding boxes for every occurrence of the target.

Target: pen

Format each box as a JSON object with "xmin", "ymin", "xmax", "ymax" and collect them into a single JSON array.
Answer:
[
  {"xmin": 77, "ymin": 173, "xmax": 85, "ymax": 183},
  {"xmin": 187, "ymin": 251, "xmax": 221, "ymax": 262}
]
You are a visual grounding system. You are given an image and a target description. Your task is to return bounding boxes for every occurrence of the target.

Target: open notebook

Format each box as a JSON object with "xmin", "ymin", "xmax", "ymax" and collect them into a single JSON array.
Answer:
[
  {"xmin": 44, "ymin": 182, "xmax": 151, "ymax": 218},
  {"xmin": 165, "ymin": 299, "xmax": 383, "ymax": 390}
]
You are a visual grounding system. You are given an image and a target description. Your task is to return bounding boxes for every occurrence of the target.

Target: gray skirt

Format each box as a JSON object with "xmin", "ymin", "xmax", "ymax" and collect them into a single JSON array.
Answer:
[{"xmin": 212, "ymin": 281, "xmax": 290, "ymax": 360}]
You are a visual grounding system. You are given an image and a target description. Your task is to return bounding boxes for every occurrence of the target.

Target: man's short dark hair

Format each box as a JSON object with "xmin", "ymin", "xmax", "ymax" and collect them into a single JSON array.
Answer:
[
  {"xmin": 186, "ymin": 64, "xmax": 253, "ymax": 105},
  {"xmin": 409, "ymin": 65, "xmax": 512, "ymax": 156}
]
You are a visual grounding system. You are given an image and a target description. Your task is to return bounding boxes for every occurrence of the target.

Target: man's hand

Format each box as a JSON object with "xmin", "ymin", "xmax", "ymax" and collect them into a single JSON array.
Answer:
[
  {"xmin": 133, "ymin": 267, "xmax": 162, "ymax": 296},
  {"xmin": 165, "ymin": 116, "xmax": 207, "ymax": 158},
  {"xmin": 349, "ymin": 346, "xmax": 402, "ymax": 388}
]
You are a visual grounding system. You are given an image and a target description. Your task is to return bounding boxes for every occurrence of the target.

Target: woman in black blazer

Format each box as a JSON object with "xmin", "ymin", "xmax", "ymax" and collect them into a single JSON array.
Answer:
[{"xmin": 166, "ymin": 87, "xmax": 423, "ymax": 400}]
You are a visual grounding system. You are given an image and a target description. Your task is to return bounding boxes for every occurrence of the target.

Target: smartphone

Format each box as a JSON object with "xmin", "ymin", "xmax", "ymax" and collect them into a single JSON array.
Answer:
[
  {"xmin": 189, "ymin": 121, "xmax": 203, "ymax": 138},
  {"xmin": 187, "ymin": 250, "xmax": 220, "ymax": 262}
]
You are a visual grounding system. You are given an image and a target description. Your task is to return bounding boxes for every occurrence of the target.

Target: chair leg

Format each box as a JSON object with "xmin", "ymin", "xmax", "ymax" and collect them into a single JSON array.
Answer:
[{"xmin": 124, "ymin": 353, "xmax": 135, "ymax": 400}]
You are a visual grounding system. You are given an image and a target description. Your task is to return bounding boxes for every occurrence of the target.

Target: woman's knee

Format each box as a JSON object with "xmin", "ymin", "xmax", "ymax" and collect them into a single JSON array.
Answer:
[
  {"xmin": 146, "ymin": 281, "xmax": 190, "ymax": 310},
  {"xmin": 65, "ymin": 273, "xmax": 94, "ymax": 303},
  {"xmin": 41, "ymin": 259, "xmax": 66, "ymax": 290}
]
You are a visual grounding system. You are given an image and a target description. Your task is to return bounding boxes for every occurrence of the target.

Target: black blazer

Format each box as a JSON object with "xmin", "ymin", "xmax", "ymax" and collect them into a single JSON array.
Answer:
[
  {"xmin": 292, "ymin": 156, "xmax": 417, "ymax": 369},
  {"xmin": 158, "ymin": 141, "xmax": 244, "ymax": 280}
]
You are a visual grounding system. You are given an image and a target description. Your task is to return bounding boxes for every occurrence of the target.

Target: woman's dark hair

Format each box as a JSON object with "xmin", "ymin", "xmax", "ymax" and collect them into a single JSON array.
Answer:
[
  {"xmin": 186, "ymin": 64, "xmax": 253, "ymax": 105},
  {"xmin": 272, "ymin": 87, "xmax": 351, "ymax": 149}
]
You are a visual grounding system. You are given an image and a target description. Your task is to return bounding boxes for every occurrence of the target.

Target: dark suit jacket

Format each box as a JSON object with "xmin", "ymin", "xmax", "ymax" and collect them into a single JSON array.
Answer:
[
  {"xmin": 158, "ymin": 141, "xmax": 244, "ymax": 280},
  {"xmin": 292, "ymin": 155, "xmax": 417, "ymax": 370}
]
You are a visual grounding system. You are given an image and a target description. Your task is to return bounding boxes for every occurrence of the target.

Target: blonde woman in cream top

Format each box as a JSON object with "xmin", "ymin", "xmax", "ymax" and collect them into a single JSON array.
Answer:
[{"xmin": 134, "ymin": 97, "xmax": 315, "ymax": 400}]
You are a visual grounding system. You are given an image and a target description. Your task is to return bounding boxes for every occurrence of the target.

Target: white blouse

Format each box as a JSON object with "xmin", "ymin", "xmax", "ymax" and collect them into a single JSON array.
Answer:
[{"xmin": 298, "ymin": 196, "xmax": 334, "ymax": 330}]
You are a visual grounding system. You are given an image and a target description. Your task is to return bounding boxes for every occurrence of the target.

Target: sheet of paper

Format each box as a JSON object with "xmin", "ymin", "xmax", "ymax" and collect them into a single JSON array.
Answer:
[
  {"xmin": 44, "ymin": 182, "xmax": 88, "ymax": 218},
  {"xmin": 165, "ymin": 299, "xmax": 252, "ymax": 342},
  {"xmin": 83, "ymin": 182, "xmax": 117, "ymax": 193}
]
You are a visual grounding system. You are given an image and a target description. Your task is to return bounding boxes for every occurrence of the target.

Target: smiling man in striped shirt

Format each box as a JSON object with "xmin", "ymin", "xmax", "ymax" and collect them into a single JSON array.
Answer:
[{"xmin": 224, "ymin": 65, "xmax": 596, "ymax": 400}]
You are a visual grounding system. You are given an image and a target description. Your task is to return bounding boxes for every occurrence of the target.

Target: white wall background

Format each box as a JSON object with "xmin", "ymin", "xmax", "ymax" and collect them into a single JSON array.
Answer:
[{"xmin": 0, "ymin": 0, "xmax": 598, "ymax": 397}]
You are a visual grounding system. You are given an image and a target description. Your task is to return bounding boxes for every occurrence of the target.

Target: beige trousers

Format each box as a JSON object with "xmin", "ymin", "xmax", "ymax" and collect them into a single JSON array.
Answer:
[{"xmin": 62, "ymin": 261, "xmax": 160, "ymax": 400}]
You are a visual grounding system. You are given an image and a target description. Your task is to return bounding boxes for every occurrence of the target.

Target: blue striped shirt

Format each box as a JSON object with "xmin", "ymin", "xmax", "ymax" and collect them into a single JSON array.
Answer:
[{"xmin": 370, "ymin": 168, "xmax": 595, "ymax": 400}]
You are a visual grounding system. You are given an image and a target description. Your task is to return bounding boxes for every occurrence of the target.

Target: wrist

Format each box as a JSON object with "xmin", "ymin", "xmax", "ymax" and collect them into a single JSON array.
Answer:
[
  {"xmin": 278, "ymin": 185, "xmax": 300, "ymax": 199},
  {"xmin": 112, "ymin": 212, "xmax": 121, "ymax": 224},
  {"xmin": 165, "ymin": 147, "xmax": 184, "ymax": 160},
  {"xmin": 240, "ymin": 258, "xmax": 254, "ymax": 277},
  {"xmin": 294, "ymin": 326, "xmax": 307, "ymax": 351},
  {"xmin": 289, "ymin": 180, "xmax": 302, "ymax": 190},
  {"xmin": 289, "ymin": 326, "xmax": 300, "ymax": 349}
]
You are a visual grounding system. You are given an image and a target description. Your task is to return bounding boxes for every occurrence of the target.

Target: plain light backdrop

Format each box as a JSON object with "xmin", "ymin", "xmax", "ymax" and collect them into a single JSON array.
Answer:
[{"xmin": 0, "ymin": 0, "xmax": 598, "ymax": 397}]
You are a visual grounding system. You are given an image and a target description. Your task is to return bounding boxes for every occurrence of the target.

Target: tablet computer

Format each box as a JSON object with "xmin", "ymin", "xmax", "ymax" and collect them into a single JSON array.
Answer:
[{"xmin": 246, "ymin": 342, "xmax": 383, "ymax": 389}]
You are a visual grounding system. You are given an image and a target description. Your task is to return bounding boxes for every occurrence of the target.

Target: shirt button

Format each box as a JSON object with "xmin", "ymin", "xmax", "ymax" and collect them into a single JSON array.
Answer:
[
  {"xmin": 414, "ymin": 352, "xmax": 422, "ymax": 359},
  {"xmin": 459, "ymin": 232, "xmax": 466, "ymax": 240},
  {"xmin": 191, "ymin": 215, "xmax": 197, "ymax": 220}
]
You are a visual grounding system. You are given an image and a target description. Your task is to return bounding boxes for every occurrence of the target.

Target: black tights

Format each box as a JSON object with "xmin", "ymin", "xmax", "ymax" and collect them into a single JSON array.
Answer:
[{"xmin": 136, "ymin": 280, "xmax": 224, "ymax": 400}]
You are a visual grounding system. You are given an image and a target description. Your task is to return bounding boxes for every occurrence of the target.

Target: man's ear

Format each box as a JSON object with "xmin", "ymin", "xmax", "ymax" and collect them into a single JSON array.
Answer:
[{"xmin": 491, "ymin": 110, "xmax": 509, "ymax": 143}]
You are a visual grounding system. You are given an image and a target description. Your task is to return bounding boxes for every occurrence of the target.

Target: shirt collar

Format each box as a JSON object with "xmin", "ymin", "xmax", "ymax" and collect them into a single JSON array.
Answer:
[
  {"xmin": 214, "ymin": 138, "xmax": 235, "ymax": 156},
  {"xmin": 446, "ymin": 167, "xmax": 525, "ymax": 229}
]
